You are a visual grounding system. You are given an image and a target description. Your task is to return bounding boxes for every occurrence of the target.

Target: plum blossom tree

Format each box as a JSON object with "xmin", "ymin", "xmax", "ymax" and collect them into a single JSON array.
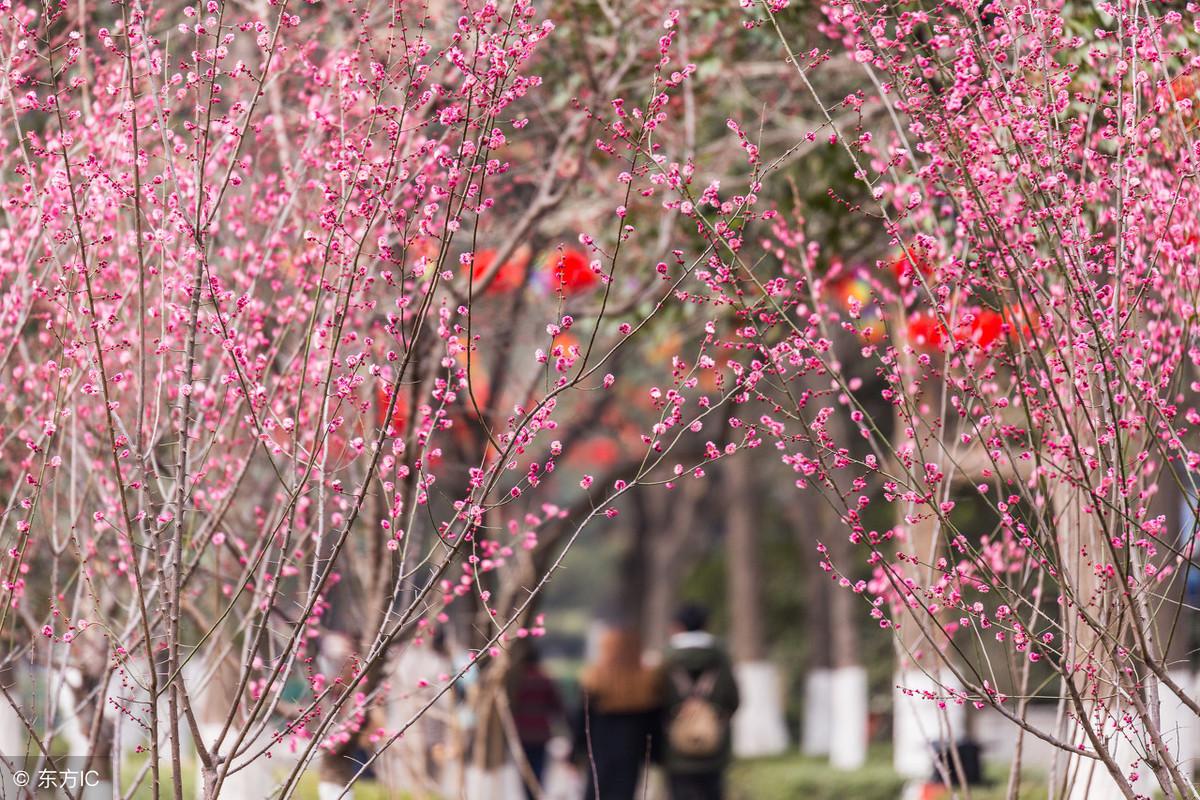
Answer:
[
  {"xmin": 6, "ymin": 0, "xmax": 1200, "ymax": 797},
  {"xmin": 0, "ymin": 0, "xmax": 772, "ymax": 797},
  {"xmin": 711, "ymin": 0, "xmax": 1200, "ymax": 796}
]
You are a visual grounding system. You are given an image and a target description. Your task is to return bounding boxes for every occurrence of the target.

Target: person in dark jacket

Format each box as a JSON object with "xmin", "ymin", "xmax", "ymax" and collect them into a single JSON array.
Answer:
[
  {"xmin": 573, "ymin": 626, "xmax": 663, "ymax": 800},
  {"xmin": 661, "ymin": 604, "xmax": 740, "ymax": 800},
  {"xmin": 511, "ymin": 647, "xmax": 565, "ymax": 799}
]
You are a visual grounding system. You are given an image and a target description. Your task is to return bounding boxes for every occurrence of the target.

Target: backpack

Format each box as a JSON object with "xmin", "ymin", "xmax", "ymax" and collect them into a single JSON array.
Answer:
[{"xmin": 667, "ymin": 668, "xmax": 724, "ymax": 758}]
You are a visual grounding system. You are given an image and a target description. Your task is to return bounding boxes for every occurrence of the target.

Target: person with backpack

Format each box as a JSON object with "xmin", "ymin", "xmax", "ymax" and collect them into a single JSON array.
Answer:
[{"xmin": 661, "ymin": 604, "xmax": 740, "ymax": 800}]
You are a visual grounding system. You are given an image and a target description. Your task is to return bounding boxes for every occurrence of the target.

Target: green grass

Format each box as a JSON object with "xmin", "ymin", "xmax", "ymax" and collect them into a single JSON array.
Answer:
[
  {"xmin": 729, "ymin": 753, "xmax": 906, "ymax": 800},
  {"xmin": 119, "ymin": 759, "xmax": 403, "ymax": 800},
  {"xmin": 113, "ymin": 749, "xmax": 1044, "ymax": 799},
  {"xmin": 290, "ymin": 772, "xmax": 397, "ymax": 800},
  {"xmin": 729, "ymin": 749, "xmax": 1044, "ymax": 800}
]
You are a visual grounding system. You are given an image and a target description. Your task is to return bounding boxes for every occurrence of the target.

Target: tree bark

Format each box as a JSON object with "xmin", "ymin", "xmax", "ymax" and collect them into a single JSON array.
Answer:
[
  {"xmin": 724, "ymin": 455, "xmax": 765, "ymax": 662},
  {"xmin": 724, "ymin": 455, "xmax": 789, "ymax": 757}
]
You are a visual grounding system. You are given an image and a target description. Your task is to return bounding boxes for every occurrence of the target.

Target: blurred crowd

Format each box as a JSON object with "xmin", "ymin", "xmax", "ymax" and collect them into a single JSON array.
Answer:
[{"xmin": 378, "ymin": 604, "xmax": 740, "ymax": 800}]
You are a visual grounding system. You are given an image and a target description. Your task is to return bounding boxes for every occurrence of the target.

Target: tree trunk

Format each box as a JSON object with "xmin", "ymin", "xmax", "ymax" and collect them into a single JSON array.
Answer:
[
  {"xmin": 0, "ymin": 662, "xmax": 27, "ymax": 786},
  {"xmin": 818, "ymin": 489, "xmax": 868, "ymax": 770},
  {"xmin": 1053, "ymin": 479, "xmax": 1135, "ymax": 800},
  {"xmin": 1149, "ymin": 469, "xmax": 1197, "ymax": 778},
  {"xmin": 196, "ymin": 645, "xmax": 278, "ymax": 800},
  {"xmin": 798, "ymin": 491, "xmax": 834, "ymax": 757},
  {"xmin": 725, "ymin": 456, "xmax": 764, "ymax": 663},
  {"xmin": 723, "ymin": 455, "xmax": 788, "ymax": 757},
  {"xmin": 642, "ymin": 480, "xmax": 707, "ymax": 651},
  {"xmin": 889, "ymin": 361, "xmax": 964, "ymax": 780},
  {"xmin": 59, "ymin": 658, "xmax": 115, "ymax": 799}
]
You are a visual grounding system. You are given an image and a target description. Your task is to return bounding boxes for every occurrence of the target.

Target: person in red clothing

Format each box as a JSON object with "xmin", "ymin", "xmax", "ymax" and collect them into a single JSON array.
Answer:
[{"xmin": 511, "ymin": 647, "xmax": 566, "ymax": 798}]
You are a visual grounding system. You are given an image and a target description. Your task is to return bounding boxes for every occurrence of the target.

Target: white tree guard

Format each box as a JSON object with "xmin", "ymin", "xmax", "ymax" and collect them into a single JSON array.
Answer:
[
  {"xmin": 731, "ymin": 660, "xmax": 789, "ymax": 757},
  {"xmin": 829, "ymin": 665, "xmax": 868, "ymax": 770},
  {"xmin": 801, "ymin": 668, "xmax": 833, "ymax": 757},
  {"xmin": 892, "ymin": 668, "xmax": 965, "ymax": 778}
]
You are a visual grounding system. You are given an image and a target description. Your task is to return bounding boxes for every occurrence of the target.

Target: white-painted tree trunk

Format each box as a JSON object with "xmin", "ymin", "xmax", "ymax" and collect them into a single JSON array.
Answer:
[
  {"xmin": 0, "ymin": 676, "xmax": 28, "ymax": 793},
  {"xmin": 1063, "ymin": 762, "xmax": 1128, "ymax": 800},
  {"xmin": 57, "ymin": 667, "xmax": 90, "ymax": 756},
  {"xmin": 197, "ymin": 723, "xmax": 280, "ymax": 799},
  {"xmin": 1060, "ymin": 672, "xmax": 1200, "ymax": 800},
  {"xmin": 464, "ymin": 763, "xmax": 524, "ymax": 799},
  {"xmin": 731, "ymin": 661, "xmax": 789, "ymax": 758},
  {"xmin": 0, "ymin": 694, "xmax": 23, "ymax": 757},
  {"xmin": 78, "ymin": 778, "xmax": 115, "ymax": 799},
  {"xmin": 1156, "ymin": 669, "xmax": 1200, "ymax": 780},
  {"xmin": 892, "ymin": 668, "xmax": 965, "ymax": 778},
  {"xmin": 54, "ymin": 667, "xmax": 114, "ymax": 799},
  {"xmin": 542, "ymin": 736, "xmax": 584, "ymax": 799},
  {"xmin": 318, "ymin": 781, "xmax": 356, "ymax": 800},
  {"xmin": 800, "ymin": 668, "xmax": 832, "ymax": 756},
  {"xmin": 829, "ymin": 665, "xmax": 868, "ymax": 770},
  {"xmin": 1063, "ymin": 721, "xmax": 1135, "ymax": 800}
]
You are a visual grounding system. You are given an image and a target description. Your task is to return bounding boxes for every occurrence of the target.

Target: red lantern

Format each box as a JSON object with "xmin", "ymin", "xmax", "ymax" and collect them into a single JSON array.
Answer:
[
  {"xmin": 955, "ymin": 309, "xmax": 1004, "ymax": 349},
  {"xmin": 376, "ymin": 386, "xmax": 409, "ymax": 435},
  {"xmin": 1001, "ymin": 307, "xmax": 1039, "ymax": 341},
  {"xmin": 889, "ymin": 246, "xmax": 934, "ymax": 285},
  {"xmin": 857, "ymin": 320, "xmax": 886, "ymax": 344},
  {"xmin": 1169, "ymin": 74, "xmax": 1197, "ymax": 106},
  {"xmin": 455, "ymin": 348, "xmax": 492, "ymax": 413},
  {"xmin": 549, "ymin": 248, "xmax": 598, "ymax": 294},
  {"xmin": 462, "ymin": 248, "xmax": 530, "ymax": 294},
  {"xmin": 574, "ymin": 436, "xmax": 620, "ymax": 467},
  {"xmin": 905, "ymin": 312, "xmax": 946, "ymax": 349}
]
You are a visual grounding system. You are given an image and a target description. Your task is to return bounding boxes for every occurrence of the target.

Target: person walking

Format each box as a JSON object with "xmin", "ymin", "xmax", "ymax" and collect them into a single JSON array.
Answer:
[
  {"xmin": 661, "ymin": 604, "xmax": 740, "ymax": 800},
  {"xmin": 574, "ymin": 626, "xmax": 663, "ymax": 800},
  {"xmin": 510, "ymin": 647, "xmax": 566, "ymax": 798}
]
